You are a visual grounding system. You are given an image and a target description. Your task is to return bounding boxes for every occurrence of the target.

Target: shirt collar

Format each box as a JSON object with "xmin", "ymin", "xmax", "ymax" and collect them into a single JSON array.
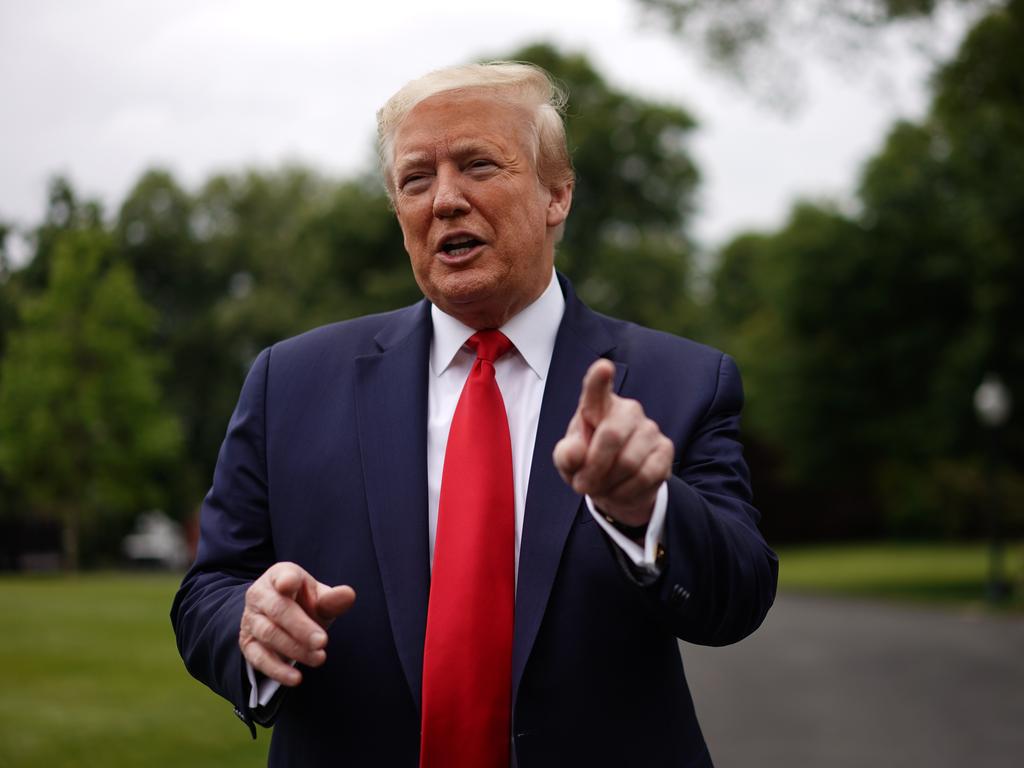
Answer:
[{"xmin": 429, "ymin": 269, "xmax": 565, "ymax": 380}]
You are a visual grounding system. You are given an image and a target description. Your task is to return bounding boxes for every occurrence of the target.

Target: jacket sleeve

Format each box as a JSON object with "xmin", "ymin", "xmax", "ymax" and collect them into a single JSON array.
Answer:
[
  {"xmin": 642, "ymin": 353, "xmax": 778, "ymax": 646},
  {"xmin": 170, "ymin": 347, "xmax": 277, "ymax": 721}
]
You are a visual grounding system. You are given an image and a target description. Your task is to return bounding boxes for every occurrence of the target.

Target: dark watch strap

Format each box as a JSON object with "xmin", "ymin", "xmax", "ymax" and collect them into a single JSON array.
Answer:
[{"xmin": 602, "ymin": 514, "xmax": 649, "ymax": 541}]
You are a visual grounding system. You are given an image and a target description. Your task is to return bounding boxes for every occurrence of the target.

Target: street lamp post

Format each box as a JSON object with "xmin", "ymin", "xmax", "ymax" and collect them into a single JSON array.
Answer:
[{"xmin": 973, "ymin": 373, "xmax": 1013, "ymax": 603}]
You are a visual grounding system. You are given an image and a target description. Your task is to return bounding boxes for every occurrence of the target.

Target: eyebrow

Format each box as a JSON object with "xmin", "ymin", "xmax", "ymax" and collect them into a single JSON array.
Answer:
[
  {"xmin": 394, "ymin": 152, "xmax": 434, "ymax": 174},
  {"xmin": 394, "ymin": 138, "xmax": 509, "ymax": 173},
  {"xmin": 447, "ymin": 138, "xmax": 503, "ymax": 157}
]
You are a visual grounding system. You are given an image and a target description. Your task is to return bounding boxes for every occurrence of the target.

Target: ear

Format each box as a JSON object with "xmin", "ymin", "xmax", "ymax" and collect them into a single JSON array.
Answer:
[{"xmin": 546, "ymin": 180, "xmax": 573, "ymax": 228}]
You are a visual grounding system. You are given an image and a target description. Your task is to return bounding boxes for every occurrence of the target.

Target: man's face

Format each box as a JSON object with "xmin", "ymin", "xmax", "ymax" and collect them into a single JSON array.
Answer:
[{"xmin": 391, "ymin": 91, "xmax": 572, "ymax": 329}]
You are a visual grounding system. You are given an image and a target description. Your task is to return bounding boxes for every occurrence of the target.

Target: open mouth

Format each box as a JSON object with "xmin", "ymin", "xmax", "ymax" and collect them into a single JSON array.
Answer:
[{"xmin": 441, "ymin": 236, "xmax": 483, "ymax": 257}]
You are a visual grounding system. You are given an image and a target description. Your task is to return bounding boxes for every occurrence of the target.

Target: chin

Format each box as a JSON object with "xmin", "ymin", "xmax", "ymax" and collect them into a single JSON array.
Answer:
[
  {"xmin": 437, "ymin": 290, "xmax": 513, "ymax": 329},
  {"xmin": 432, "ymin": 269, "xmax": 499, "ymax": 306}
]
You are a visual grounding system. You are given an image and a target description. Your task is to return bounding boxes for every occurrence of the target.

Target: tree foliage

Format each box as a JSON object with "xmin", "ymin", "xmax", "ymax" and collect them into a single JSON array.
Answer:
[
  {"xmin": 635, "ymin": 0, "xmax": 1000, "ymax": 105},
  {"xmin": 0, "ymin": 227, "xmax": 183, "ymax": 567},
  {"xmin": 113, "ymin": 166, "xmax": 415, "ymax": 499},
  {"xmin": 706, "ymin": 0, "xmax": 1024, "ymax": 538}
]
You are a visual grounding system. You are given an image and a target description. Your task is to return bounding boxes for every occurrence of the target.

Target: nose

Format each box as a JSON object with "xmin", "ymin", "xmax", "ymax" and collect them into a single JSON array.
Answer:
[{"xmin": 432, "ymin": 166, "xmax": 470, "ymax": 219}]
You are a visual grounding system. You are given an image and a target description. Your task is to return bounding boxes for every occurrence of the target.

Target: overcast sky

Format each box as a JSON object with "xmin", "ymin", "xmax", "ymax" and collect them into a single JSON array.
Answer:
[{"xmin": 1, "ymin": 0, "xmax": 973, "ymax": 263}]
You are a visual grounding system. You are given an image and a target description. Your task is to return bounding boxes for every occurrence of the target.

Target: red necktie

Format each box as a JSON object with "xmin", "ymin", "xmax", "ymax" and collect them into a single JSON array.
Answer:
[{"xmin": 420, "ymin": 330, "xmax": 515, "ymax": 768}]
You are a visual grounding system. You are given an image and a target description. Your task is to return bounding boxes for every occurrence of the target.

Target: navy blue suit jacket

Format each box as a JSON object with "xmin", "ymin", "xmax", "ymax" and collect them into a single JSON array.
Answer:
[{"xmin": 172, "ymin": 275, "xmax": 778, "ymax": 767}]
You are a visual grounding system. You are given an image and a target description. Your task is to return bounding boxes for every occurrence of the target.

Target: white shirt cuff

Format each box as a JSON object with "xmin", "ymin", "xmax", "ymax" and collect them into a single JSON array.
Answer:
[
  {"xmin": 586, "ymin": 481, "xmax": 668, "ymax": 574},
  {"xmin": 246, "ymin": 660, "xmax": 286, "ymax": 709}
]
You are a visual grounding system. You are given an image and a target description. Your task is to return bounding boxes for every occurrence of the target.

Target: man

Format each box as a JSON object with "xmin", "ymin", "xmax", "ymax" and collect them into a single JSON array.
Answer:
[{"xmin": 172, "ymin": 61, "xmax": 777, "ymax": 768}]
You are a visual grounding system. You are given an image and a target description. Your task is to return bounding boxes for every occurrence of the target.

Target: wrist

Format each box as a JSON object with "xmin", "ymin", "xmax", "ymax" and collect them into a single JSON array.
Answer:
[
  {"xmin": 592, "ymin": 492, "xmax": 656, "ymax": 531},
  {"xmin": 600, "ymin": 513, "xmax": 649, "ymax": 542}
]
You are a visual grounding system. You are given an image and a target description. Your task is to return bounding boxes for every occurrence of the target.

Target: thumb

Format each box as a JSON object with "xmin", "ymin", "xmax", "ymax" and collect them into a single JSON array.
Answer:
[
  {"xmin": 579, "ymin": 359, "xmax": 615, "ymax": 427},
  {"xmin": 315, "ymin": 584, "xmax": 357, "ymax": 624}
]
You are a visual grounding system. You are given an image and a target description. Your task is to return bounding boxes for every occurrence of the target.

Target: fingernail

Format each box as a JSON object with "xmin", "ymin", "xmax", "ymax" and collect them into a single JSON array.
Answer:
[{"xmin": 311, "ymin": 631, "xmax": 327, "ymax": 647}]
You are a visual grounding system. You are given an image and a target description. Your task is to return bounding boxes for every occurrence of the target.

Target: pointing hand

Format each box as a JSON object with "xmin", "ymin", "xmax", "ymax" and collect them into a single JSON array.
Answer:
[
  {"xmin": 239, "ymin": 562, "xmax": 356, "ymax": 686},
  {"xmin": 552, "ymin": 359, "xmax": 673, "ymax": 528}
]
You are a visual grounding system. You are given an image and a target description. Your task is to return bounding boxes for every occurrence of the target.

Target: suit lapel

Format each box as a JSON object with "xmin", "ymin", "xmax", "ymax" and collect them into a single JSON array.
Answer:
[
  {"xmin": 353, "ymin": 283, "xmax": 627, "ymax": 713},
  {"xmin": 354, "ymin": 301, "xmax": 432, "ymax": 713},
  {"xmin": 512, "ymin": 277, "xmax": 627, "ymax": 705}
]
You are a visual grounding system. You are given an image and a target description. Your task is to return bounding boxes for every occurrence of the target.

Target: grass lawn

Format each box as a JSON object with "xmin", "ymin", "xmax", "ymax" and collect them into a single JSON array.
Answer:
[
  {"xmin": 776, "ymin": 541, "xmax": 1024, "ymax": 608},
  {"xmin": 0, "ymin": 573, "xmax": 268, "ymax": 768},
  {"xmin": 2, "ymin": 544, "xmax": 1022, "ymax": 766}
]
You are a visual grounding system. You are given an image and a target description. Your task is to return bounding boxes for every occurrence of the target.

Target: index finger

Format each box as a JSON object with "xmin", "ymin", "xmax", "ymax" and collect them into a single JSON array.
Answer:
[
  {"xmin": 249, "ymin": 579, "xmax": 328, "ymax": 649},
  {"xmin": 258, "ymin": 564, "xmax": 328, "ymax": 637},
  {"xmin": 269, "ymin": 563, "xmax": 310, "ymax": 599},
  {"xmin": 268, "ymin": 563, "xmax": 327, "ymax": 617},
  {"xmin": 579, "ymin": 359, "xmax": 615, "ymax": 427}
]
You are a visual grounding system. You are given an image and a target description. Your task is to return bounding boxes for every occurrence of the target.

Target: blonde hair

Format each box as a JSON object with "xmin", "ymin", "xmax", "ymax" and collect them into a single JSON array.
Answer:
[{"xmin": 376, "ymin": 61, "xmax": 574, "ymax": 198}]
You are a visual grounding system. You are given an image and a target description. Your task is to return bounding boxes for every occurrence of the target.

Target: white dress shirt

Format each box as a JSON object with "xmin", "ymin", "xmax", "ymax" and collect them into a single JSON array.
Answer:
[
  {"xmin": 428, "ymin": 269, "xmax": 666, "ymax": 577},
  {"xmin": 249, "ymin": 269, "xmax": 666, "ymax": 709}
]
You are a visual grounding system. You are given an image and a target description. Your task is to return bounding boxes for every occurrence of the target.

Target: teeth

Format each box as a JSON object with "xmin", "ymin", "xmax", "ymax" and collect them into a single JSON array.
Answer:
[{"xmin": 442, "ymin": 237, "xmax": 479, "ymax": 255}]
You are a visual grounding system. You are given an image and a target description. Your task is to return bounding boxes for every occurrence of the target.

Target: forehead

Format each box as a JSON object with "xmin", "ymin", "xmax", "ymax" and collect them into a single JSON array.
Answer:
[{"xmin": 392, "ymin": 91, "xmax": 534, "ymax": 164}]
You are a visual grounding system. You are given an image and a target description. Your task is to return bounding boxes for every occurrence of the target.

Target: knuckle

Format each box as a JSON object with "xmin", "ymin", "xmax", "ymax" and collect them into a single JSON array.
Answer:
[
  {"xmin": 598, "ymin": 424, "xmax": 625, "ymax": 449},
  {"xmin": 270, "ymin": 561, "xmax": 299, "ymax": 585},
  {"xmin": 617, "ymin": 453, "xmax": 641, "ymax": 475},
  {"xmin": 257, "ymin": 615, "xmax": 280, "ymax": 645},
  {"xmin": 648, "ymin": 454, "xmax": 672, "ymax": 483},
  {"xmin": 242, "ymin": 637, "xmax": 262, "ymax": 664},
  {"xmin": 245, "ymin": 611, "xmax": 264, "ymax": 637},
  {"xmin": 624, "ymin": 399, "xmax": 644, "ymax": 419},
  {"xmin": 245, "ymin": 580, "xmax": 262, "ymax": 604},
  {"xmin": 638, "ymin": 464, "xmax": 661, "ymax": 486},
  {"xmin": 267, "ymin": 628, "xmax": 299, "ymax": 658},
  {"xmin": 658, "ymin": 436, "xmax": 674, "ymax": 459},
  {"xmin": 552, "ymin": 438, "xmax": 573, "ymax": 466},
  {"xmin": 265, "ymin": 595, "xmax": 288, "ymax": 621}
]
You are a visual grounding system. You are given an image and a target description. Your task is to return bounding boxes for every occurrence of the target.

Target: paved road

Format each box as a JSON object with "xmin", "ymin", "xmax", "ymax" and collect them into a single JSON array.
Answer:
[{"xmin": 681, "ymin": 593, "xmax": 1024, "ymax": 768}]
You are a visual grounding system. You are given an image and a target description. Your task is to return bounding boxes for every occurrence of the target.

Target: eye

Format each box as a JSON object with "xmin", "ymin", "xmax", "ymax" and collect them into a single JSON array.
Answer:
[
  {"xmin": 399, "ymin": 174, "xmax": 431, "ymax": 193},
  {"xmin": 467, "ymin": 158, "xmax": 497, "ymax": 172}
]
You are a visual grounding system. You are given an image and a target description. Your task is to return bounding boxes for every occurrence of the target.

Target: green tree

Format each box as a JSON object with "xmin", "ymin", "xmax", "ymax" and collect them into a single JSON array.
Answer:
[
  {"xmin": 116, "ymin": 167, "xmax": 327, "ymax": 503},
  {"xmin": 19, "ymin": 177, "xmax": 105, "ymax": 294},
  {"xmin": 0, "ymin": 227, "xmax": 183, "ymax": 568},
  {"xmin": 706, "ymin": 0, "xmax": 1024, "ymax": 538},
  {"xmin": 0, "ymin": 221, "xmax": 20, "ymax": 526},
  {"xmin": 0, "ymin": 221, "xmax": 17, "ymax": 358},
  {"xmin": 115, "ymin": 166, "xmax": 416, "ymax": 491}
]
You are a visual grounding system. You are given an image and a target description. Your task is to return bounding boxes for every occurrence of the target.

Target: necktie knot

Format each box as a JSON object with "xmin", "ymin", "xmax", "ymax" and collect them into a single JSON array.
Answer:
[{"xmin": 467, "ymin": 330, "xmax": 513, "ymax": 364}]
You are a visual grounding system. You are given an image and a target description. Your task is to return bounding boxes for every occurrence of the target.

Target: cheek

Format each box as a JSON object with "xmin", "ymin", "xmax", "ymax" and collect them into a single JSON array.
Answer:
[{"xmin": 397, "ymin": 212, "xmax": 428, "ymax": 253}]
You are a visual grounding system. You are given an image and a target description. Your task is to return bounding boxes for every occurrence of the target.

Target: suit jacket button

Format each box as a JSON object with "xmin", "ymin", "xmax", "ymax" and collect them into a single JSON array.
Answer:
[
  {"xmin": 671, "ymin": 584, "xmax": 691, "ymax": 606},
  {"xmin": 233, "ymin": 705, "xmax": 257, "ymax": 740}
]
